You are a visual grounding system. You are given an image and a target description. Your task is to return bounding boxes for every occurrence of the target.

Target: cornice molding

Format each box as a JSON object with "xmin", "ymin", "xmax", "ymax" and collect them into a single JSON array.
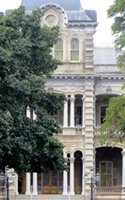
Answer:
[{"xmin": 50, "ymin": 74, "xmax": 125, "ymax": 80}]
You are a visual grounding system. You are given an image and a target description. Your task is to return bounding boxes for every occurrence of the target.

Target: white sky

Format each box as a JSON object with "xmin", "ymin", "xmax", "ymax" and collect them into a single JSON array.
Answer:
[{"xmin": 0, "ymin": 0, "xmax": 115, "ymax": 47}]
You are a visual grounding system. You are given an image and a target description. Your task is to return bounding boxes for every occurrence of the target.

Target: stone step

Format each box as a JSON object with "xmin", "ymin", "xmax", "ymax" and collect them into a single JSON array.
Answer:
[{"xmin": 15, "ymin": 194, "xmax": 84, "ymax": 200}]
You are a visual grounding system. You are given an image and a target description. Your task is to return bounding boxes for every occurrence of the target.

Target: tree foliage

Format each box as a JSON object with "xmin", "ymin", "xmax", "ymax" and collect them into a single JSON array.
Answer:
[
  {"xmin": 0, "ymin": 6, "xmax": 67, "ymax": 174},
  {"xmin": 107, "ymin": 0, "xmax": 125, "ymax": 68},
  {"xmin": 98, "ymin": 0, "xmax": 125, "ymax": 145},
  {"xmin": 99, "ymin": 94, "xmax": 125, "ymax": 145}
]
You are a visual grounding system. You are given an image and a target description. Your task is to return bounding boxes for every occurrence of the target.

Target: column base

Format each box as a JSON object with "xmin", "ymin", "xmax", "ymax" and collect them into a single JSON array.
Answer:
[
  {"xmin": 69, "ymin": 192, "xmax": 75, "ymax": 195},
  {"xmin": 15, "ymin": 192, "xmax": 19, "ymax": 195},
  {"xmin": 63, "ymin": 192, "xmax": 68, "ymax": 195},
  {"xmin": 81, "ymin": 192, "xmax": 84, "ymax": 195},
  {"xmin": 25, "ymin": 192, "xmax": 31, "ymax": 195},
  {"xmin": 32, "ymin": 192, "xmax": 38, "ymax": 195}
]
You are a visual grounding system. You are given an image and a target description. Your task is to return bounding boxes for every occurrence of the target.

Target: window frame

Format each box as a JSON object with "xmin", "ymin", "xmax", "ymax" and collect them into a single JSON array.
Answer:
[
  {"xmin": 100, "ymin": 161, "xmax": 113, "ymax": 187},
  {"xmin": 100, "ymin": 105, "xmax": 108, "ymax": 124},
  {"xmin": 75, "ymin": 105, "xmax": 82, "ymax": 126},
  {"xmin": 70, "ymin": 38, "xmax": 79, "ymax": 62},
  {"xmin": 54, "ymin": 39, "xmax": 63, "ymax": 62}
]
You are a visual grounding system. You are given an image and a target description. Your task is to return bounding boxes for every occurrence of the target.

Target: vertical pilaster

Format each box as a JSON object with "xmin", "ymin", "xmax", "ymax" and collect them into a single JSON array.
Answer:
[
  {"xmin": 25, "ymin": 173, "xmax": 31, "ymax": 195},
  {"xmin": 63, "ymin": 171, "xmax": 68, "ymax": 195},
  {"xmin": 32, "ymin": 173, "xmax": 38, "ymax": 195},
  {"xmin": 69, "ymin": 158, "xmax": 75, "ymax": 195},
  {"xmin": 84, "ymin": 79, "xmax": 94, "ymax": 191},
  {"xmin": 85, "ymin": 33, "xmax": 94, "ymax": 71},
  {"xmin": 63, "ymin": 100, "xmax": 68, "ymax": 127},
  {"xmin": 70, "ymin": 97, "xmax": 75, "ymax": 127}
]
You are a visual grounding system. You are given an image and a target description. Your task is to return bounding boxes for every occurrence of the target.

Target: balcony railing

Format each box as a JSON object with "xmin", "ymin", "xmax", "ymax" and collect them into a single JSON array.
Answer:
[{"xmin": 95, "ymin": 186, "xmax": 122, "ymax": 194}]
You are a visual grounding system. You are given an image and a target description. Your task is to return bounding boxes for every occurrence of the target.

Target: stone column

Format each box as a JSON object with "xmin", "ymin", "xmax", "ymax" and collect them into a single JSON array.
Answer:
[
  {"xmin": 69, "ymin": 158, "xmax": 75, "ymax": 195},
  {"xmin": 70, "ymin": 97, "xmax": 75, "ymax": 127},
  {"xmin": 25, "ymin": 172, "xmax": 31, "ymax": 195},
  {"xmin": 15, "ymin": 174, "xmax": 18, "ymax": 195},
  {"xmin": 63, "ymin": 100, "xmax": 68, "ymax": 127},
  {"xmin": 81, "ymin": 97, "xmax": 85, "ymax": 127},
  {"xmin": 81, "ymin": 158, "xmax": 85, "ymax": 195},
  {"xmin": 32, "ymin": 173, "xmax": 38, "ymax": 195},
  {"xmin": 63, "ymin": 171, "xmax": 68, "ymax": 195},
  {"xmin": 122, "ymin": 151, "xmax": 125, "ymax": 187}
]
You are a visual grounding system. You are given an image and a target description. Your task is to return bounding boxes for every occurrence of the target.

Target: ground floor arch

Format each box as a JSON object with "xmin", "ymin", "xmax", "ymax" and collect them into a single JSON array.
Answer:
[{"xmin": 96, "ymin": 147, "xmax": 122, "ymax": 187}]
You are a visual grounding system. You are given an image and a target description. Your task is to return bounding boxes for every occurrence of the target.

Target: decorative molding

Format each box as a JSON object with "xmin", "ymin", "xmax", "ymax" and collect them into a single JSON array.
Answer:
[
  {"xmin": 106, "ymin": 87, "xmax": 112, "ymax": 93},
  {"xmin": 45, "ymin": 14, "xmax": 58, "ymax": 26},
  {"xmin": 40, "ymin": 3, "xmax": 68, "ymax": 27}
]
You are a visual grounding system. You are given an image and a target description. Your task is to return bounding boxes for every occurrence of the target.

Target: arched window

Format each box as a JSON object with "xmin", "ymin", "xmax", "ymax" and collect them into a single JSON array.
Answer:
[
  {"xmin": 70, "ymin": 39, "xmax": 79, "ymax": 62},
  {"xmin": 54, "ymin": 39, "xmax": 63, "ymax": 61}
]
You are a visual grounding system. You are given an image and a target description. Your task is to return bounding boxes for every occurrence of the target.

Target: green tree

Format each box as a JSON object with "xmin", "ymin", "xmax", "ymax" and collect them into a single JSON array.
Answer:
[
  {"xmin": 99, "ymin": 0, "xmax": 125, "ymax": 145},
  {"xmin": 99, "ymin": 94, "xmax": 125, "ymax": 145},
  {"xmin": 0, "ymin": 6, "xmax": 67, "ymax": 174},
  {"xmin": 107, "ymin": 0, "xmax": 125, "ymax": 68}
]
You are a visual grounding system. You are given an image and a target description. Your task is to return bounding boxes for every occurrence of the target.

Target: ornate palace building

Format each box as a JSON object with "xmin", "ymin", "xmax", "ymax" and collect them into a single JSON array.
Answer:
[{"xmin": 5, "ymin": 0, "xmax": 125, "ymax": 200}]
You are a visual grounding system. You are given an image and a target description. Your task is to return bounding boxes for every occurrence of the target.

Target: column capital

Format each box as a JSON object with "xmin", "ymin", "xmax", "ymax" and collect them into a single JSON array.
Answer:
[
  {"xmin": 70, "ymin": 158, "xmax": 75, "ymax": 163},
  {"xmin": 122, "ymin": 151, "xmax": 125, "ymax": 156},
  {"xmin": 69, "ymin": 97, "xmax": 75, "ymax": 102},
  {"xmin": 81, "ymin": 157, "xmax": 85, "ymax": 162},
  {"xmin": 81, "ymin": 96, "xmax": 85, "ymax": 101}
]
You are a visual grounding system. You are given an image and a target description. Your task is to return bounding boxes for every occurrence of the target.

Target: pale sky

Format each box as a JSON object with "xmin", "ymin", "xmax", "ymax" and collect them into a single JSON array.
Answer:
[{"xmin": 0, "ymin": 0, "xmax": 115, "ymax": 47}]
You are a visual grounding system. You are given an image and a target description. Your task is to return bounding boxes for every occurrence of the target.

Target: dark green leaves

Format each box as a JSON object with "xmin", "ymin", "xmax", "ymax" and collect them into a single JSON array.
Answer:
[
  {"xmin": 0, "ymin": 6, "xmax": 67, "ymax": 174},
  {"xmin": 98, "ymin": 95, "xmax": 125, "ymax": 145},
  {"xmin": 107, "ymin": 0, "xmax": 125, "ymax": 68}
]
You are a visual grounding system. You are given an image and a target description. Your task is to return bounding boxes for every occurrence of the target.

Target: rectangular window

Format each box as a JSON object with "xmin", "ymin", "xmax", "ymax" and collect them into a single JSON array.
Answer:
[
  {"xmin": 100, "ymin": 161, "xmax": 113, "ymax": 187},
  {"xmin": 54, "ymin": 39, "xmax": 63, "ymax": 61},
  {"xmin": 70, "ymin": 39, "xmax": 79, "ymax": 62},
  {"xmin": 75, "ymin": 106, "xmax": 82, "ymax": 126},
  {"xmin": 100, "ymin": 106, "xmax": 108, "ymax": 124}
]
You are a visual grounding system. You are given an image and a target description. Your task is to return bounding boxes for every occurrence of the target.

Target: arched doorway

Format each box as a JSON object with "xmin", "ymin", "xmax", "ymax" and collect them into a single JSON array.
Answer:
[
  {"xmin": 74, "ymin": 151, "xmax": 82, "ymax": 194},
  {"xmin": 96, "ymin": 147, "xmax": 122, "ymax": 187}
]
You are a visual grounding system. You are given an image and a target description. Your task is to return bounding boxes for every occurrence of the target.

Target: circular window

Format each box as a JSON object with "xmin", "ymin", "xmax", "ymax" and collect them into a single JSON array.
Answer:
[{"xmin": 45, "ymin": 14, "xmax": 58, "ymax": 26}]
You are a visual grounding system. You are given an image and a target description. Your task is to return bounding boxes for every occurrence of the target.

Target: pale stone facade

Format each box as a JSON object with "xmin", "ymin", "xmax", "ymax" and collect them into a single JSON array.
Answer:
[{"xmin": 5, "ymin": 0, "xmax": 125, "ymax": 200}]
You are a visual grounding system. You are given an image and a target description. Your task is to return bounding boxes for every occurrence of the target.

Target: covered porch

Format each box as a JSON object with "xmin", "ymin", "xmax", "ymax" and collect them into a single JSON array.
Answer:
[{"xmin": 95, "ymin": 146, "xmax": 125, "ymax": 199}]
